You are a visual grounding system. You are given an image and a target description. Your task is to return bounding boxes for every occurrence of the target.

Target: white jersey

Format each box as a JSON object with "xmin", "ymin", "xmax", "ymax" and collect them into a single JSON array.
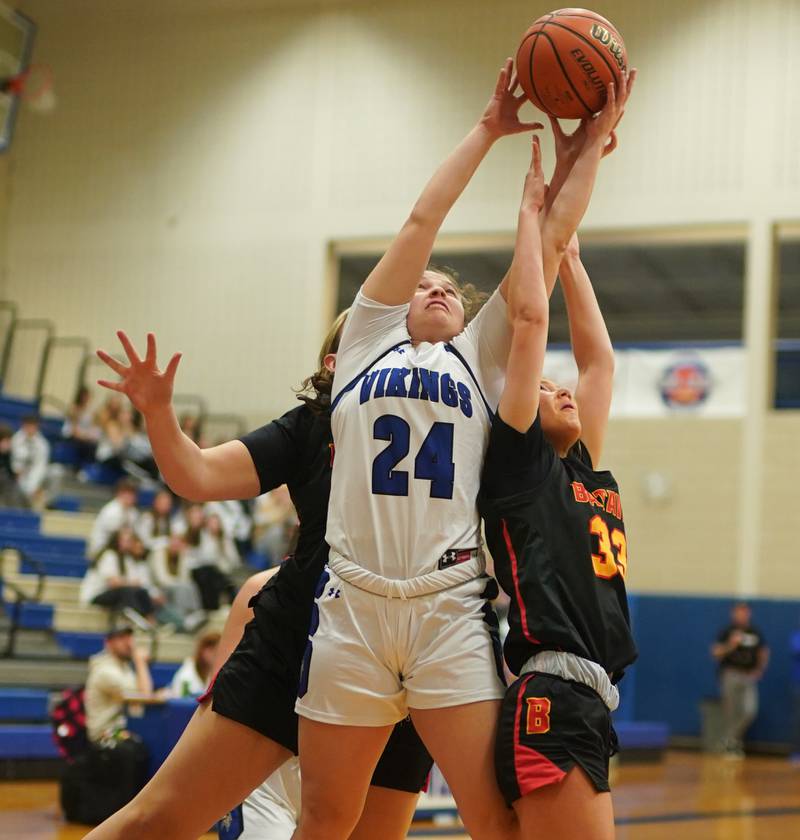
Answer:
[{"xmin": 325, "ymin": 287, "xmax": 509, "ymax": 596}]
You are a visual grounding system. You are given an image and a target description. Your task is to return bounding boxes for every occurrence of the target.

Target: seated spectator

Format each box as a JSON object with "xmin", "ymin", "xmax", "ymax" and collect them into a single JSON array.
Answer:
[
  {"xmin": 80, "ymin": 526, "xmax": 156, "ymax": 623},
  {"xmin": 62, "ymin": 385, "xmax": 101, "ymax": 466},
  {"xmin": 149, "ymin": 534, "xmax": 204, "ymax": 631},
  {"xmin": 84, "ymin": 625, "xmax": 153, "ymax": 743},
  {"xmin": 10, "ymin": 415, "xmax": 51, "ymax": 507},
  {"xmin": 206, "ymin": 498, "xmax": 251, "ymax": 558},
  {"xmin": 94, "ymin": 396, "xmax": 134, "ymax": 473},
  {"xmin": 89, "ymin": 479, "xmax": 139, "ymax": 559},
  {"xmin": 169, "ymin": 632, "xmax": 221, "ymax": 697},
  {"xmin": 253, "ymin": 485, "xmax": 297, "ymax": 566},
  {"xmin": 137, "ymin": 489, "xmax": 175, "ymax": 552},
  {"xmin": 0, "ymin": 423, "xmax": 28, "ymax": 508},
  {"xmin": 121, "ymin": 411, "xmax": 160, "ymax": 482},
  {"xmin": 184, "ymin": 506, "xmax": 237, "ymax": 611}
]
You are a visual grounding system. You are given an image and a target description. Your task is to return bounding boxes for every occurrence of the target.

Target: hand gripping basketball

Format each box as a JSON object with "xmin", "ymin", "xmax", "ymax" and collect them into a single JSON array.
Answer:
[
  {"xmin": 480, "ymin": 57, "xmax": 544, "ymax": 140},
  {"xmin": 96, "ymin": 331, "xmax": 182, "ymax": 416}
]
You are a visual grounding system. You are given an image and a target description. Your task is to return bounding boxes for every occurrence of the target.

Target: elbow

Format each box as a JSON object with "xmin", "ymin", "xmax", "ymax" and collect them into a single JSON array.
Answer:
[
  {"xmin": 512, "ymin": 305, "xmax": 548, "ymax": 331},
  {"xmin": 163, "ymin": 478, "xmax": 208, "ymax": 504}
]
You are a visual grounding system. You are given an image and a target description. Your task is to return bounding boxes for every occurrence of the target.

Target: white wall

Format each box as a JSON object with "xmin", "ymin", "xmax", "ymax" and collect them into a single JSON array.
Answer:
[
  {"xmin": 0, "ymin": 0, "xmax": 798, "ymax": 595},
  {"xmin": 3, "ymin": 0, "xmax": 798, "ymax": 422}
]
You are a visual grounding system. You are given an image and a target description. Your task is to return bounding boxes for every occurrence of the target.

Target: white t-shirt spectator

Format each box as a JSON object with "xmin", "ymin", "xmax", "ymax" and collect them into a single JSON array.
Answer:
[
  {"xmin": 10, "ymin": 428, "xmax": 50, "ymax": 498},
  {"xmin": 137, "ymin": 511, "xmax": 173, "ymax": 552},
  {"xmin": 80, "ymin": 549, "xmax": 155, "ymax": 605},
  {"xmin": 187, "ymin": 530, "xmax": 239, "ymax": 574},
  {"xmin": 84, "ymin": 651, "xmax": 138, "ymax": 742},
  {"xmin": 89, "ymin": 498, "xmax": 139, "ymax": 558},
  {"xmin": 170, "ymin": 657, "xmax": 210, "ymax": 697}
]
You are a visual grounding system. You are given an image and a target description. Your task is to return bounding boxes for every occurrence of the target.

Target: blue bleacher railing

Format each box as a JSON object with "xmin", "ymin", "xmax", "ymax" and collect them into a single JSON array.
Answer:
[
  {"xmin": 36, "ymin": 335, "xmax": 90, "ymax": 406},
  {"xmin": 0, "ymin": 317, "xmax": 54, "ymax": 400},
  {"xmin": 1, "ymin": 545, "xmax": 46, "ymax": 658}
]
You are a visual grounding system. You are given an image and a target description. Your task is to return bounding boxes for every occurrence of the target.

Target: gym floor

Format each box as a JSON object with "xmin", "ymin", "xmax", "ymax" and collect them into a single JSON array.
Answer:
[{"xmin": 2, "ymin": 752, "xmax": 799, "ymax": 839}]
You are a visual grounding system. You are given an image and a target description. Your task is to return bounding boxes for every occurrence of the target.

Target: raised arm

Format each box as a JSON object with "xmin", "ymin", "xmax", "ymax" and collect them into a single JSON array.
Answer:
[
  {"xmin": 362, "ymin": 59, "xmax": 542, "ymax": 306},
  {"xmin": 559, "ymin": 234, "xmax": 614, "ymax": 465},
  {"xmin": 497, "ymin": 136, "xmax": 548, "ymax": 433},
  {"xmin": 541, "ymin": 69, "xmax": 636, "ymax": 293},
  {"xmin": 96, "ymin": 332, "xmax": 259, "ymax": 502}
]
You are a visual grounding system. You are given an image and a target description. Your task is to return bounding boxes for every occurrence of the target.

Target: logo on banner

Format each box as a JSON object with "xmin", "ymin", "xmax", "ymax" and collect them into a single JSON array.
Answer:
[{"xmin": 659, "ymin": 359, "xmax": 712, "ymax": 408}]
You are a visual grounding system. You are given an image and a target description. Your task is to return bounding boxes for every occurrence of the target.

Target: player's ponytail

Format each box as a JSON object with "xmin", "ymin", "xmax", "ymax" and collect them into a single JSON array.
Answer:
[{"xmin": 296, "ymin": 309, "xmax": 349, "ymax": 415}]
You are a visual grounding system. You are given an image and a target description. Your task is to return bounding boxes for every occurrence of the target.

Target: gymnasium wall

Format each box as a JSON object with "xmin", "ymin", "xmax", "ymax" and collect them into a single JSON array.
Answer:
[{"xmin": 0, "ymin": 0, "xmax": 797, "ymax": 598}]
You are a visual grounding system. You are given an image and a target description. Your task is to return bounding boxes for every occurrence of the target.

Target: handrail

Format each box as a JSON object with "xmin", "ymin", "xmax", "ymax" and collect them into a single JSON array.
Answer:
[
  {"xmin": 203, "ymin": 412, "xmax": 247, "ymax": 438},
  {"xmin": 0, "ymin": 317, "xmax": 55, "ymax": 398},
  {"xmin": 0, "ymin": 546, "xmax": 47, "ymax": 659},
  {"xmin": 35, "ymin": 335, "xmax": 90, "ymax": 404},
  {"xmin": 172, "ymin": 393, "xmax": 208, "ymax": 418},
  {"xmin": 0, "ymin": 301, "xmax": 18, "ymax": 389}
]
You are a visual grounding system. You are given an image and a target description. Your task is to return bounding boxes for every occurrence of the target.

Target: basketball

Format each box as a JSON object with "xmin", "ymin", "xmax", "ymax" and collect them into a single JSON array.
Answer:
[{"xmin": 516, "ymin": 8, "xmax": 628, "ymax": 119}]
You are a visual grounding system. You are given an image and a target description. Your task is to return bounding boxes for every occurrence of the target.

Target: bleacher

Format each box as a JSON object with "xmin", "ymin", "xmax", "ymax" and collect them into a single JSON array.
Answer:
[{"xmin": 0, "ymin": 501, "xmax": 228, "ymax": 778}]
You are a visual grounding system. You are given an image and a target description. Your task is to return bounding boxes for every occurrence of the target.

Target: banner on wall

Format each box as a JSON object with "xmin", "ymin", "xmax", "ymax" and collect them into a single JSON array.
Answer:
[{"xmin": 543, "ymin": 346, "xmax": 745, "ymax": 418}]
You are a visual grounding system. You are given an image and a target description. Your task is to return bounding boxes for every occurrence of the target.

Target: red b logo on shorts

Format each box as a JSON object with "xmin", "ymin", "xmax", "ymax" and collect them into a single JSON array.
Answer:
[{"xmin": 526, "ymin": 697, "xmax": 552, "ymax": 734}]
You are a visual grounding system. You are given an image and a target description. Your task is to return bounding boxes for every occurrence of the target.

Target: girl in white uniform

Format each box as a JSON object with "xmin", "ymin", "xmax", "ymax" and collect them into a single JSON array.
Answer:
[{"xmin": 293, "ymin": 60, "xmax": 540, "ymax": 840}]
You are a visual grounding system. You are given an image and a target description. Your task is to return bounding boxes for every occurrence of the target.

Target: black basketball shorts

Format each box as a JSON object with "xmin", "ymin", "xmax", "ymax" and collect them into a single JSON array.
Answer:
[
  {"xmin": 205, "ymin": 582, "xmax": 433, "ymax": 793},
  {"xmin": 495, "ymin": 671, "xmax": 616, "ymax": 806}
]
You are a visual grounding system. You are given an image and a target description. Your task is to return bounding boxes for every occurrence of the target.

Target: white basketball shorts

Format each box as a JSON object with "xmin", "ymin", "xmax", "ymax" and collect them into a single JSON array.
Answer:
[
  {"xmin": 295, "ymin": 568, "xmax": 506, "ymax": 726},
  {"xmin": 234, "ymin": 758, "xmax": 300, "ymax": 840}
]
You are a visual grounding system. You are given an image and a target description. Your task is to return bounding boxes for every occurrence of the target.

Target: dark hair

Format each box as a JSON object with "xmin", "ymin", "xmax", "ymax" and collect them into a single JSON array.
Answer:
[
  {"xmin": 296, "ymin": 310, "xmax": 349, "ymax": 415},
  {"xmin": 426, "ymin": 264, "xmax": 489, "ymax": 324},
  {"xmin": 0, "ymin": 423, "xmax": 12, "ymax": 441},
  {"xmin": 21, "ymin": 414, "xmax": 40, "ymax": 426},
  {"xmin": 115, "ymin": 478, "xmax": 138, "ymax": 496}
]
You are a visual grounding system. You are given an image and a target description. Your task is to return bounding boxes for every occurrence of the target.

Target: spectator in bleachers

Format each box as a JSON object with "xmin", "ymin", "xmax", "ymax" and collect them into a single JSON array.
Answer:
[
  {"xmin": 169, "ymin": 631, "xmax": 221, "ymax": 697},
  {"xmin": 10, "ymin": 414, "xmax": 51, "ymax": 508},
  {"xmin": 0, "ymin": 423, "xmax": 28, "ymax": 508},
  {"xmin": 149, "ymin": 534, "xmax": 204, "ymax": 631},
  {"xmin": 137, "ymin": 489, "xmax": 174, "ymax": 551},
  {"xmin": 84, "ymin": 625, "xmax": 153, "ymax": 743},
  {"xmin": 89, "ymin": 479, "xmax": 139, "ymax": 559},
  {"xmin": 184, "ymin": 506, "xmax": 236, "ymax": 611},
  {"xmin": 94, "ymin": 396, "xmax": 134, "ymax": 474},
  {"xmin": 253, "ymin": 485, "xmax": 297, "ymax": 566},
  {"xmin": 62, "ymin": 385, "xmax": 101, "ymax": 466},
  {"xmin": 80, "ymin": 526, "xmax": 156, "ymax": 623},
  {"xmin": 712, "ymin": 602, "xmax": 770, "ymax": 758},
  {"xmin": 205, "ymin": 498, "xmax": 251, "ymax": 558},
  {"xmin": 122, "ymin": 411, "xmax": 160, "ymax": 482}
]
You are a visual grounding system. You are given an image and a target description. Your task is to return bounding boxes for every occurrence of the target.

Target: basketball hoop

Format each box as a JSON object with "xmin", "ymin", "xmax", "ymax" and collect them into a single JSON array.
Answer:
[{"xmin": 0, "ymin": 63, "xmax": 55, "ymax": 113}]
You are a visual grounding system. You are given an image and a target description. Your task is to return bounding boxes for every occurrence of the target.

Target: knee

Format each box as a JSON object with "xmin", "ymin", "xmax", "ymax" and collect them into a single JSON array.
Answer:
[
  {"xmin": 297, "ymin": 792, "xmax": 362, "ymax": 840},
  {"xmin": 467, "ymin": 808, "xmax": 518, "ymax": 840}
]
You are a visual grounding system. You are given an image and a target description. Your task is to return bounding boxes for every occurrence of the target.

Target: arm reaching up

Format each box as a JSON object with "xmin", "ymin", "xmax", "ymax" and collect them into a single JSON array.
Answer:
[
  {"xmin": 497, "ymin": 135, "xmax": 548, "ymax": 433},
  {"xmin": 362, "ymin": 59, "xmax": 542, "ymax": 306},
  {"xmin": 541, "ymin": 69, "xmax": 637, "ymax": 293},
  {"xmin": 559, "ymin": 233, "xmax": 615, "ymax": 465},
  {"xmin": 96, "ymin": 331, "xmax": 260, "ymax": 502}
]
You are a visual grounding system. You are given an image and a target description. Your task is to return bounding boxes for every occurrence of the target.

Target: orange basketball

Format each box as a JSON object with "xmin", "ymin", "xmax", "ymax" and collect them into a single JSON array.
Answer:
[{"xmin": 516, "ymin": 8, "xmax": 628, "ymax": 119}]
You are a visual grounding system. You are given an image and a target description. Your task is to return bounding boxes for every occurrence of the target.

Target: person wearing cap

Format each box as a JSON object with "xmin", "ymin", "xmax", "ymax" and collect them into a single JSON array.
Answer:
[{"xmin": 84, "ymin": 626, "xmax": 154, "ymax": 743}]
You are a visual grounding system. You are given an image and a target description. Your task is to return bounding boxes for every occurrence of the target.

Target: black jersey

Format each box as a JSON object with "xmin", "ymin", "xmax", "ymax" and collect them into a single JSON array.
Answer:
[
  {"xmin": 239, "ymin": 404, "xmax": 332, "ymax": 651},
  {"xmin": 478, "ymin": 413, "xmax": 637, "ymax": 682}
]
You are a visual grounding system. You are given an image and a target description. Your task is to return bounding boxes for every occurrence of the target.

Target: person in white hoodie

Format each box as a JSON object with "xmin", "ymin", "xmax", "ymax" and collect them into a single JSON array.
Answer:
[
  {"xmin": 80, "ymin": 526, "xmax": 157, "ymax": 622},
  {"xmin": 10, "ymin": 415, "xmax": 50, "ymax": 506},
  {"xmin": 88, "ymin": 479, "xmax": 139, "ymax": 559}
]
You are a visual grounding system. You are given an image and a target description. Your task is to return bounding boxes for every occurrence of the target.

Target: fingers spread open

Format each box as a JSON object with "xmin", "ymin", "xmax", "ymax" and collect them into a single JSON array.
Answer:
[
  {"xmin": 97, "ymin": 379, "xmax": 126, "ymax": 394},
  {"xmin": 164, "ymin": 352, "xmax": 182, "ymax": 381},
  {"xmin": 145, "ymin": 333, "xmax": 157, "ymax": 366},
  {"xmin": 116, "ymin": 330, "xmax": 142, "ymax": 365},
  {"xmin": 96, "ymin": 349, "xmax": 128, "ymax": 377}
]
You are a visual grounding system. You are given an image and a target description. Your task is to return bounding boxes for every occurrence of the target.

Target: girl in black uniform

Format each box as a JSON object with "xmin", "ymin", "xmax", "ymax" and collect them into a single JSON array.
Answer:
[
  {"xmin": 478, "ymin": 79, "xmax": 637, "ymax": 840},
  {"xmin": 85, "ymin": 314, "xmax": 432, "ymax": 840}
]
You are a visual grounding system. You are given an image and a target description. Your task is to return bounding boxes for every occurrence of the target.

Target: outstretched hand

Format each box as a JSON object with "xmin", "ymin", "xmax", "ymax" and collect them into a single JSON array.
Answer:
[
  {"xmin": 96, "ymin": 331, "xmax": 182, "ymax": 416},
  {"xmin": 481, "ymin": 58, "xmax": 544, "ymax": 140},
  {"xmin": 549, "ymin": 67, "xmax": 637, "ymax": 165}
]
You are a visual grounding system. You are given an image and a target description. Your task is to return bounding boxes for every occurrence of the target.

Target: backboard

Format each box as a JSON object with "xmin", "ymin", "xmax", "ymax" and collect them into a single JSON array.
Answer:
[{"xmin": 0, "ymin": 4, "xmax": 35, "ymax": 152}]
